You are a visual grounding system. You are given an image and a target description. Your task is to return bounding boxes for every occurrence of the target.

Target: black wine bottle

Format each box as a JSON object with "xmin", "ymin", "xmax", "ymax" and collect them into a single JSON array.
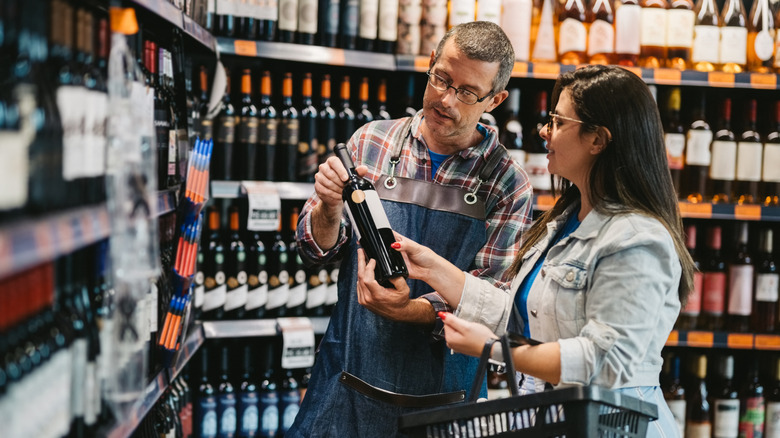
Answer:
[
  {"xmin": 286, "ymin": 207, "xmax": 307, "ymax": 317},
  {"xmin": 224, "ymin": 205, "xmax": 249, "ymax": 320},
  {"xmin": 237, "ymin": 345, "xmax": 260, "ymax": 438},
  {"xmin": 216, "ymin": 345, "xmax": 237, "ymax": 437},
  {"xmin": 334, "ymin": 143, "xmax": 407, "ymax": 287},
  {"xmin": 194, "ymin": 347, "xmax": 218, "ymax": 438}
]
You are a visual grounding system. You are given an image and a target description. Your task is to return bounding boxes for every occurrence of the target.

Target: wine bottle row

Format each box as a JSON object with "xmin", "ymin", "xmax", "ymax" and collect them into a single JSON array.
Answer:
[
  {"xmin": 130, "ymin": 375, "xmax": 193, "ymax": 438},
  {"xmin": 186, "ymin": 341, "xmax": 309, "ymax": 438},
  {"xmin": 194, "ymin": 201, "xmax": 339, "ymax": 321},
  {"xmin": 661, "ymin": 349, "xmax": 780, "ymax": 437}
]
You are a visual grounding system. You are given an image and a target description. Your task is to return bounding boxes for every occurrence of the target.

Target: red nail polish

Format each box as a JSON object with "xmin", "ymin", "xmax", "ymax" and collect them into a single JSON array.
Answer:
[
  {"xmin": 438, "ymin": 311, "xmax": 447, "ymax": 320},
  {"xmin": 391, "ymin": 242, "xmax": 401, "ymax": 249}
]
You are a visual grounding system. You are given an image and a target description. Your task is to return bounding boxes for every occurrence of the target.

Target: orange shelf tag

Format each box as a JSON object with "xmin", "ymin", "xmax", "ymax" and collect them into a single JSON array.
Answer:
[
  {"xmin": 414, "ymin": 56, "xmax": 430, "ymax": 72},
  {"xmin": 751, "ymin": 74, "xmax": 777, "ymax": 89},
  {"xmin": 534, "ymin": 63, "xmax": 561, "ymax": 78},
  {"xmin": 708, "ymin": 72, "xmax": 735, "ymax": 87},
  {"xmin": 679, "ymin": 202, "xmax": 712, "ymax": 217},
  {"xmin": 653, "ymin": 69, "xmax": 681, "ymax": 84},
  {"xmin": 727, "ymin": 333, "xmax": 753, "ymax": 349},
  {"xmin": 735, "ymin": 204, "xmax": 761, "ymax": 220},
  {"xmin": 686, "ymin": 331, "xmax": 714, "ymax": 347},
  {"xmin": 755, "ymin": 335, "xmax": 780, "ymax": 350},
  {"xmin": 666, "ymin": 331, "xmax": 679, "ymax": 346},
  {"xmin": 233, "ymin": 40, "xmax": 257, "ymax": 57},
  {"xmin": 512, "ymin": 62, "xmax": 529, "ymax": 77}
]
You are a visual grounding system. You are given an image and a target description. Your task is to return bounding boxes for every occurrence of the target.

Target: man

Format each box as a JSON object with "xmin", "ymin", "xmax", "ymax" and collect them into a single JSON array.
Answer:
[{"xmin": 287, "ymin": 21, "xmax": 533, "ymax": 437}]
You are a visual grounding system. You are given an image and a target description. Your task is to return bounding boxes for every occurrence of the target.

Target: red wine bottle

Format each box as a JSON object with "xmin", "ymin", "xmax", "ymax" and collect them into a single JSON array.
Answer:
[{"xmin": 334, "ymin": 143, "xmax": 407, "ymax": 287}]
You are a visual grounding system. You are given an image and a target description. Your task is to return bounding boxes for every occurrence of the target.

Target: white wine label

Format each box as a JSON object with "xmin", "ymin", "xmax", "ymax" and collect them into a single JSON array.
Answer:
[
  {"xmin": 365, "ymin": 189, "xmax": 392, "ymax": 229},
  {"xmin": 225, "ymin": 284, "xmax": 249, "ymax": 311},
  {"xmin": 203, "ymin": 284, "xmax": 227, "ymax": 311},
  {"xmin": 666, "ymin": 399, "xmax": 686, "ymax": 437},
  {"xmin": 288, "ymin": 283, "xmax": 307, "ymax": 307},
  {"xmin": 720, "ymin": 27, "xmax": 748, "ymax": 64},
  {"xmin": 588, "ymin": 19, "xmax": 614, "ymax": 56},
  {"xmin": 194, "ymin": 284, "xmax": 205, "ymax": 308},
  {"xmin": 279, "ymin": 0, "xmax": 299, "ymax": 32},
  {"xmin": 358, "ymin": 0, "xmax": 379, "ymax": 39},
  {"xmin": 766, "ymin": 402, "xmax": 780, "ymax": 436},
  {"xmin": 559, "ymin": 18, "xmax": 587, "ymax": 54},
  {"xmin": 71, "ymin": 339, "xmax": 88, "ymax": 417},
  {"xmin": 764, "ymin": 144, "xmax": 780, "ymax": 182},
  {"xmin": 266, "ymin": 281, "xmax": 290, "ymax": 310},
  {"xmin": 149, "ymin": 283, "xmax": 158, "ymax": 333},
  {"xmin": 736, "ymin": 142, "xmax": 763, "ymax": 181},
  {"xmin": 246, "ymin": 283, "xmax": 269, "ymax": 310},
  {"xmin": 306, "ymin": 280, "xmax": 327, "ymax": 309},
  {"xmin": 756, "ymin": 30, "xmax": 774, "ymax": 60},
  {"xmin": 0, "ymin": 131, "xmax": 29, "ymax": 210},
  {"xmin": 692, "ymin": 25, "xmax": 720, "ymax": 63},
  {"xmin": 502, "ymin": 0, "xmax": 532, "ymax": 61},
  {"xmin": 476, "ymin": 0, "xmax": 501, "ymax": 23},
  {"xmin": 298, "ymin": 0, "xmax": 318, "ymax": 34},
  {"xmin": 378, "ymin": 0, "xmax": 399, "ymax": 41},
  {"xmin": 686, "ymin": 130, "xmax": 713, "ymax": 166},
  {"xmin": 666, "ymin": 9, "xmax": 695, "ymax": 47},
  {"xmin": 532, "ymin": 0, "xmax": 556, "ymax": 61},
  {"xmin": 448, "ymin": 0, "xmax": 475, "ymax": 26},
  {"xmin": 615, "ymin": 4, "xmax": 640, "ymax": 54},
  {"xmin": 713, "ymin": 399, "xmax": 740, "ymax": 436},
  {"xmin": 710, "ymin": 140, "xmax": 737, "ymax": 180},
  {"xmin": 640, "ymin": 8, "xmax": 667, "ymax": 47},
  {"xmin": 727, "ymin": 264, "xmax": 754, "ymax": 316},
  {"xmin": 256, "ymin": 0, "xmax": 279, "ymax": 20},
  {"xmin": 756, "ymin": 273, "xmax": 779, "ymax": 302},
  {"xmin": 666, "ymin": 133, "xmax": 686, "ymax": 170}
]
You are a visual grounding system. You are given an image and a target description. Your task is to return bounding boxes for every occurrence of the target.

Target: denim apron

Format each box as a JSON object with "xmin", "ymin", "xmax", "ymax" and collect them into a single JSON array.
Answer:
[{"xmin": 287, "ymin": 119, "xmax": 507, "ymax": 437}]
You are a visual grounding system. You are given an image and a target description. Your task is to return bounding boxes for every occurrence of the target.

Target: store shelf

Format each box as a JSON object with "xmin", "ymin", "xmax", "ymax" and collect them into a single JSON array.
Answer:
[
  {"xmin": 202, "ymin": 316, "xmax": 329, "ymax": 338},
  {"xmin": 129, "ymin": 0, "xmax": 216, "ymax": 51},
  {"xmin": 0, "ymin": 204, "xmax": 110, "ymax": 279},
  {"xmin": 103, "ymin": 322, "xmax": 204, "ymax": 438},
  {"xmin": 210, "ymin": 181, "xmax": 314, "ymax": 200},
  {"xmin": 666, "ymin": 329, "xmax": 780, "ymax": 350}
]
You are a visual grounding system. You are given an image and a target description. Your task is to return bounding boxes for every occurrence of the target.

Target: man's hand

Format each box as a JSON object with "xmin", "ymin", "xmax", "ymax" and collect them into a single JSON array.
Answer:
[{"xmin": 311, "ymin": 155, "xmax": 369, "ymax": 250}]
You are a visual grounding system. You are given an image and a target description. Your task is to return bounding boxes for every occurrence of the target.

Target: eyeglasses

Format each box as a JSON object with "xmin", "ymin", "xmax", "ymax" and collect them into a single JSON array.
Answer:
[
  {"xmin": 546, "ymin": 112, "xmax": 586, "ymax": 132},
  {"xmin": 426, "ymin": 70, "xmax": 493, "ymax": 105}
]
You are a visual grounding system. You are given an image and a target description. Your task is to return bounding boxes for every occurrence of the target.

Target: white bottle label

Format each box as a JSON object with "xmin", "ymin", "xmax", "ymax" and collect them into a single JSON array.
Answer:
[
  {"xmin": 665, "ymin": 133, "xmax": 686, "ymax": 170},
  {"xmin": 692, "ymin": 25, "xmax": 720, "ymax": 63},
  {"xmin": 526, "ymin": 153, "xmax": 551, "ymax": 191},
  {"xmin": 476, "ymin": 0, "xmax": 501, "ymax": 23},
  {"xmin": 502, "ymin": 0, "xmax": 532, "ymax": 60},
  {"xmin": 361, "ymin": 189, "xmax": 392, "ymax": 229},
  {"xmin": 225, "ymin": 284, "xmax": 249, "ymax": 311},
  {"xmin": 666, "ymin": 9, "xmax": 695, "ymax": 47},
  {"xmin": 685, "ymin": 130, "xmax": 713, "ymax": 166},
  {"xmin": 448, "ymin": 0, "xmax": 475, "ymax": 26},
  {"xmin": 0, "ymin": 130, "xmax": 29, "ymax": 210},
  {"xmin": 288, "ymin": 281, "xmax": 307, "ymax": 307},
  {"xmin": 588, "ymin": 19, "xmax": 615, "ymax": 56},
  {"xmin": 246, "ymin": 281, "xmax": 269, "ymax": 311},
  {"xmin": 508, "ymin": 150, "xmax": 527, "ymax": 169},
  {"xmin": 765, "ymin": 144, "xmax": 780, "ymax": 182},
  {"xmin": 666, "ymin": 399, "xmax": 686, "ymax": 437},
  {"xmin": 267, "ymin": 276, "xmax": 290, "ymax": 310},
  {"xmin": 736, "ymin": 142, "xmax": 763, "ymax": 182},
  {"xmin": 203, "ymin": 284, "xmax": 227, "ymax": 311},
  {"xmin": 728, "ymin": 264, "xmax": 754, "ymax": 316},
  {"xmin": 710, "ymin": 140, "xmax": 737, "ymax": 180},
  {"xmin": 532, "ymin": 0, "xmax": 557, "ymax": 61},
  {"xmin": 306, "ymin": 270, "xmax": 329, "ymax": 308},
  {"xmin": 766, "ymin": 402, "xmax": 780, "ymax": 436},
  {"xmin": 298, "ymin": 0, "xmax": 318, "ymax": 34},
  {"xmin": 278, "ymin": 0, "xmax": 299, "ymax": 31},
  {"xmin": 559, "ymin": 18, "xmax": 587, "ymax": 54},
  {"xmin": 71, "ymin": 339, "xmax": 88, "ymax": 417},
  {"xmin": 378, "ymin": 0, "xmax": 399, "ymax": 41},
  {"xmin": 640, "ymin": 8, "xmax": 667, "ymax": 47},
  {"xmin": 756, "ymin": 273, "xmax": 780, "ymax": 302},
  {"xmin": 194, "ymin": 284, "xmax": 205, "ymax": 308},
  {"xmin": 713, "ymin": 399, "xmax": 740, "ymax": 436},
  {"xmin": 615, "ymin": 4, "xmax": 640, "ymax": 54},
  {"xmin": 756, "ymin": 29, "xmax": 774, "ymax": 61},
  {"xmin": 720, "ymin": 27, "xmax": 748, "ymax": 64},
  {"xmin": 359, "ymin": 0, "xmax": 379, "ymax": 39},
  {"xmin": 687, "ymin": 423, "xmax": 712, "ymax": 437}
]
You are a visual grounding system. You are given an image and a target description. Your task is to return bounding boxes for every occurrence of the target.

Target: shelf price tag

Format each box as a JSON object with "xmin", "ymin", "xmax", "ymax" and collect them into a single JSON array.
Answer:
[
  {"xmin": 686, "ymin": 331, "xmax": 714, "ymax": 347},
  {"xmin": 750, "ymin": 73, "xmax": 777, "ymax": 89},
  {"xmin": 726, "ymin": 333, "xmax": 753, "ymax": 349},
  {"xmin": 653, "ymin": 69, "xmax": 682, "ymax": 84},
  {"xmin": 734, "ymin": 204, "xmax": 761, "ymax": 220},
  {"xmin": 277, "ymin": 317, "xmax": 315, "ymax": 369},
  {"xmin": 243, "ymin": 181, "xmax": 281, "ymax": 232},
  {"xmin": 708, "ymin": 72, "xmax": 735, "ymax": 87},
  {"xmin": 233, "ymin": 40, "xmax": 258, "ymax": 57},
  {"xmin": 678, "ymin": 202, "xmax": 712, "ymax": 218},
  {"xmin": 755, "ymin": 334, "xmax": 780, "ymax": 350}
]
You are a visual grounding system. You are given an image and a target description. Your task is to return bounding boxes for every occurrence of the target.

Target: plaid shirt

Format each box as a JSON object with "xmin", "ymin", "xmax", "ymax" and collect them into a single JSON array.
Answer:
[{"xmin": 297, "ymin": 111, "xmax": 533, "ymax": 318}]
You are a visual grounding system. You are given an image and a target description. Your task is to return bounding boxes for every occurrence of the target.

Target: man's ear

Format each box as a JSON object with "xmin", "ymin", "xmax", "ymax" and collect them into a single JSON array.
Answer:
[
  {"xmin": 590, "ymin": 126, "xmax": 612, "ymax": 155},
  {"xmin": 484, "ymin": 90, "xmax": 509, "ymax": 113}
]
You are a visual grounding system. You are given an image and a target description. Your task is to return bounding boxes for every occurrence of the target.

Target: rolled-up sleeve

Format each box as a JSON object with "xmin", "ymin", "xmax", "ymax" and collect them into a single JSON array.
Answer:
[{"xmin": 296, "ymin": 196, "xmax": 351, "ymax": 266}]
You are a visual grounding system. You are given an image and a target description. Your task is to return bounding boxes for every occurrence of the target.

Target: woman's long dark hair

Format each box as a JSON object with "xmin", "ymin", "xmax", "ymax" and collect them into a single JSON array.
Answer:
[{"xmin": 510, "ymin": 65, "xmax": 694, "ymax": 303}]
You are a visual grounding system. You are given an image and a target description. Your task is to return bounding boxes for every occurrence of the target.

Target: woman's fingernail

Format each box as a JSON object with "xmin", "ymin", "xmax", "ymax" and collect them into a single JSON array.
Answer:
[
  {"xmin": 438, "ymin": 311, "xmax": 447, "ymax": 320},
  {"xmin": 391, "ymin": 242, "xmax": 401, "ymax": 249}
]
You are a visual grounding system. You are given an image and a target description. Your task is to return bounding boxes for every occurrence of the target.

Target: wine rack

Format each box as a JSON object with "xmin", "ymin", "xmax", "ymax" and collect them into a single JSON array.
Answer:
[{"xmin": 202, "ymin": 316, "xmax": 330, "ymax": 338}]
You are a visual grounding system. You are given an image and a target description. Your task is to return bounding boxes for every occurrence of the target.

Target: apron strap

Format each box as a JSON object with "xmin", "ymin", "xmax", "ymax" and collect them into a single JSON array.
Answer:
[{"xmin": 384, "ymin": 117, "xmax": 415, "ymax": 190}]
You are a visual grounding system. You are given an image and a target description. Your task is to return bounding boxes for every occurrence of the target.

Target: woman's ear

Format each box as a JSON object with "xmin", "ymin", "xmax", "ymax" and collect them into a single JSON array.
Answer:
[{"xmin": 590, "ymin": 126, "xmax": 612, "ymax": 155}]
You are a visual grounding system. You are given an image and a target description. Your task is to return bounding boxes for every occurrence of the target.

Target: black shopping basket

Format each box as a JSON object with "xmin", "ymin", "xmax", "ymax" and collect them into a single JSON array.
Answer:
[{"xmin": 399, "ymin": 335, "xmax": 658, "ymax": 437}]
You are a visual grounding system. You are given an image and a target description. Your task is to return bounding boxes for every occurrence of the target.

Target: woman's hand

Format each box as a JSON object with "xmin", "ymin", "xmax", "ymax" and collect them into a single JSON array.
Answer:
[
  {"xmin": 440, "ymin": 312, "xmax": 498, "ymax": 357},
  {"xmin": 390, "ymin": 233, "xmax": 446, "ymax": 281}
]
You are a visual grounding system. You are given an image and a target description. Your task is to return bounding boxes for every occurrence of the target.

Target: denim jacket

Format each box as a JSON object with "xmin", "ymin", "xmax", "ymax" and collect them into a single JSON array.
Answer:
[{"xmin": 457, "ymin": 203, "xmax": 682, "ymax": 390}]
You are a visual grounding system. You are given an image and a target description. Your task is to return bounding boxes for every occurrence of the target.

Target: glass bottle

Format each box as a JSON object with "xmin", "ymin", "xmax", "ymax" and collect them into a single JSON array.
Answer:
[
  {"xmin": 286, "ymin": 207, "xmax": 307, "ymax": 317},
  {"xmin": 530, "ymin": 0, "xmax": 558, "ymax": 62},
  {"xmin": 557, "ymin": 0, "xmax": 588, "ymax": 64},
  {"xmin": 664, "ymin": 87, "xmax": 685, "ymax": 195},
  {"xmin": 266, "ymin": 220, "xmax": 290, "ymax": 318},
  {"xmin": 738, "ymin": 360, "xmax": 766, "ymax": 436},
  {"xmin": 198, "ymin": 66, "xmax": 213, "ymax": 142},
  {"xmin": 502, "ymin": 0, "xmax": 534, "ymax": 61},
  {"xmin": 638, "ymin": 0, "xmax": 669, "ymax": 68},
  {"xmin": 747, "ymin": 0, "xmax": 775, "ymax": 73},
  {"xmin": 214, "ymin": 69, "xmax": 236, "ymax": 182},
  {"xmin": 736, "ymin": 99, "xmax": 762, "ymax": 205},
  {"xmin": 677, "ymin": 223, "xmax": 703, "ymax": 330},
  {"xmin": 317, "ymin": 74, "xmax": 337, "ymax": 165},
  {"xmin": 194, "ymin": 347, "xmax": 218, "ymax": 438},
  {"xmin": 501, "ymin": 88, "xmax": 525, "ymax": 168},
  {"xmin": 237, "ymin": 69, "xmax": 259, "ymax": 181},
  {"xmin": 691, "ymin": 0, "xmax": 720, "ymax": 71},
  {"xmin": 666, "ymin": 0, "xmax": 696, "ymax": 69},
  {"xmin": 700, "ymin": 225, "xmax": 727, "ymax": 331},
  {"xmin": 615, "ymin": 0, "xmax": 642, "ymax": 66},
  {"xmin": 727, "ymin": 222, "xmax": 754, "ymax": 333},
  {"xmin": 766, "ymin": 356, "xmax": 780, "ymax": 436},
  {"xmin": 712, "ymin": 354, "xmax": 740, "ymax": 437},
  {"xmin": 375, "ymin": 78, "xmax": 392, "ymax": 121},
  {"xmin": 525, "ymin": 91, "xmax": 552, "ymax": 195},
  {"xmin": 244, "ymin": 228, "xmax": 269, "ymax": 320},
  {"xmin": 298, "ymin": 73, "xmax": 319, "ymax": 183},
  {"xmin": 224, "ymin": 205, "xmax": 249, "ymax": 320},
  {"xmin": 709, "ymin": 97, "xmax": 736, "ymax": 204},
  {"xmin": 684, "ymin": 92, "xmax": 713, "ymax": 204},
  {"xmin": 258, "ymin": 343, "xmax": 279, "ymax": 438},
  {"xmin": 587, "ymin": 0, "xmax": 616, "ymax": 64},
  {"xmin": 753, "ymin": 228, "xmax": 778, "ymax": 333},
  {"xmin": 258, "ymin": 71, "xmax": 278, "ymax": 182},
  {"xmin": 237, "ymin": 345, "xmax": 259, "ymax": 438},
  {"xmin": 278, "ymin": 0, "xmax": 299, "ymax": 43},
  {"xmin": 663, "ymin": 354, "xmax": 686, "ymax": 436},
  {"xmin": 763, "ymin": 100, "xmax": 780, "ymax": 206},
  {"xmin": 686, "ymin": 354, "xmax": 712, "ymax": 437},
  {"xmin": 216, "ymin": 345, "xmax": 237, "ymax": 437},
  {"xmin": 277, "ymin": 72, "xmax": 300, "ymax": 182},
  {"xmin": 336, "ymin": 76, "xmax": 356, "ymax": 144},
  {"xmin": 202, "ymin": 207, "xmax": 227, "ymax": 321},
  {"xmin": 719, "ymin": 0, "xmax": 748, "ymax": 73},
  {"xmin": 298, "ymin": 0, "xmax": 318, "ymax": 45},
  {"xmin": 357, "ymin": 0, "xmax": 379, "ymax": 51},
  {"xmin": 355, "ymin": 77, "xmax": 374, "ymax": 129}
]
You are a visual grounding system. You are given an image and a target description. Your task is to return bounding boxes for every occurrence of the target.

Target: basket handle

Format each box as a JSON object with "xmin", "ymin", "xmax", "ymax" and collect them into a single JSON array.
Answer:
[{"xmin": 467, "ymin": 335, "xmax": 520, "ymax": 402}]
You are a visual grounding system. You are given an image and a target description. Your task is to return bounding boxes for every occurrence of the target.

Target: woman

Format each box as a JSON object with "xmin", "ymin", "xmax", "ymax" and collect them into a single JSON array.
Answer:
[{"xmin": 356, "ymin": 65, "xmax": 695, "ymax": 437}]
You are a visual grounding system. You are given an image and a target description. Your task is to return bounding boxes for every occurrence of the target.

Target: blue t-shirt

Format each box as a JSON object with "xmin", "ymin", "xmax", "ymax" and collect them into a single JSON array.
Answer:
[
  {"xmin": 428, "ymin": 149, "xmax": 450, "ymax": 177},
  {"xmin": 514, "ymin": 210, "xmax": 581, "ymax": 337}
]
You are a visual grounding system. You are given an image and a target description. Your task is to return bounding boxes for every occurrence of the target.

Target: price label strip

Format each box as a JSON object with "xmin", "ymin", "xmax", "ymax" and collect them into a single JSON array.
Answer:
[
  {"xmin": 277, "ymin": 317, "xmax": 316, "ymax": 369},
  {"xmin": 243, "ymin": 181, "xmax": 282, "ymax": 232}
]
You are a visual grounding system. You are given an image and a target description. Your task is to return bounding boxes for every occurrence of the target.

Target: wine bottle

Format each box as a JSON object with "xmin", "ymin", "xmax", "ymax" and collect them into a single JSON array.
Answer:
[
  {"xmin": 738, "ymin": 360, "xmax": 766, "ymax": 436},
  {"xmin": 335, "ymin": 143, "xmax": 408, "ymax": 287},
  {"xmin": 194, "ymin": 347, "xmax": 218, "ymax": 438},
  {"xmin": 224, "ymin": 205, "xmax": 249, "ymax": 320},
  {"xmin": 286, "ymin": 207, "xmax": 308, "ymax": 317},
  {"xmin": 258, "ymin": 71, "xmax": 278, "ymax": 182},
  {"xmin": 216, "ymin": 345, "xmax": 237, "ymax": 437},
  {"xmin": 217, "ymin": 0, "xmax": 237, "ymax": 37},
  {"xmin": 336, "ymin": 76, "xmax": 355, "ymax": 144},
  {"xmin": 396, "ymin": 0, "xmax": 422, "ymax": 55},
  {"xmin": 199, "ymin": 66, "xmax": 214, "ymax": 142},
  {"xmin": 318, "ymin": 0, "xmax": 340, "ymax": 47},
  {"xmin": 258, "ymin": 343, "xmax": 279, "ymax": 438},
  {"xmin": 258, "ymin": 0, "xmax": 279, "ymax": 41},
  {"xmin": 684, "ymin": 92, "xmax": 713, "ymax": 204},
  {"xmin": 719, "ymin": 0, "xmax": 748, "ymax": 73},
  {"xmin": 357, "ymin": 0, "xmax": 379, "ymax": 51},
  {"xmin": 306, "ymin": 265, "xmax": 329, "ymax": 316},
  {"xmin": 766, "ymin": 357, "xmax": 780, "ymax": 436},
  {"xmin": 277, "ymin": 72, "xmax": 300, "ymax": 182},
  {"xmin": 420, "ymin": 0, "xmax": 447, "ymax": 56},
  {"xmin": 266, "ymin": 220, "xmax": 290, "ymax": 318},
  {"xmin": 401, "ymin": 75, "xmax": 419, "ymax": 119},
  {"xmin": 557, "ymin": 0, "xmax": 587, "ymax": 65},
  {"xmin": 700, "ymin": 225, "xmax": 727, "ymax": 331},
  {"xmin": 686, "ymin": 354, "xmax": 712, "ymax": 437},
  {"xmin": 298, "ymin": 0, "xmax": 318, "ymax": 44},
  {"xmin": 709, "ymin": 98, "xmax": 736, "ymax": 204},
  {"xmin": 586, "ymin": 0, "xmax": 615, "ymax": 65},
  {"xmin": 691, "ymin": 0, "xmax": 720, "ymax": 71},
  {"xmin": 356, "ymin": 77, "xmax": 374, "ymax": 129},
  {"xmin": 614, "ymin": 0, "xmax": 641, "ymax": 66},
  {"xmin": 245, "ymin": 229, "xmax": 269, "ymax": 319},
  {"xmin": 663, "ymin": 354, "xmax": 686, "ymax": 437},
  {"xmin": 736, "ymin": 99, "xmax": 762, "ymax": 205},
  {"xmin": 340, "ymin": 0, "xmax": 359, "ymax": 49},
  {"xmin": 664, "ymin": 87, "xmax": 685, "ymax": 195},
  {"xmin": 677, "ymin": 223, "xmax": 703, "ymax": 330},
  {"xmin": 318, "ymin": 74, "xmax": 338, "ymax": 165},
  {"xmin": 525, "ymin": 91, "xmax": 552, "ymax": 195},
  {"xmin": 753, "ymin": 228, "xmax": 778, "ymax": 333},
  {"xmin": 237, "ymin": 345, "xmax": 259, "ymax": 438},
  {"xmin": 502, "ymin": 0, "xmax": 533, "ymax": 61},
  {"xmin": 727, "ymin": 222, "xmax": 753, "ymax": 333},
  {"xmin": 376, "ymin": 0, "xmax": 399, "ymax": 53},
  {"xmin": 639, "ymin": 0, "xmax": 669, "ymax": 68},
  {"xmin": 763, "ymin": 101, "xmax": 780, "ymax": 206},
  {"xmin": 477, "ymin": 0, "xmax": 501, "ymax": 23},
  {"xmin": 666, "ymin": 0, "xmax": 696, "ymax": 69},
  {"xmin": 278, "ymin": 368, "xmax": 301, "ymax": 435},
  {"xmin": 712, "ymin": 354, "xmax": 740, "ymax": 437},
  {"xmin": 530, "ymin": 0, "xmax": 557, "ymax": 62},
  {"xmin": 214, "ymin": 70, "xmax": 236, "ymax": 181},
  {"xmin": 375, "ymin": 78, "xmax": 392, "ymax": 121},
  {"xmin": 279, "ymin": 0, "xmax": 299, "ymax": 43},
  {"xmin": 747, "ymin": 0, "xmax": 774, "ymax": 72},
  {"xmin": 151, "ymin": 42, "xmax": 171, "ymax": 189},
  {"xmin": 449, "ymin": 0, "xmax": 476, "ymax": 28},
  {"xmin": 202, "ymin": 207, "xmax": 227, "ymax": 321},
  {"xmin": 298, "ymin": 73, "xmax": 319, "ymax": 183},
  {"xmin": 501, "ymin": 88, "xmax": 524, "ymax": 168},
  {"xmin": 239, "ymin": 4, "xmax": 257, "ymax": 40},
  {"xmin": 237, "ymin": 69, "xmax": 260, "ymax": 181}
]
